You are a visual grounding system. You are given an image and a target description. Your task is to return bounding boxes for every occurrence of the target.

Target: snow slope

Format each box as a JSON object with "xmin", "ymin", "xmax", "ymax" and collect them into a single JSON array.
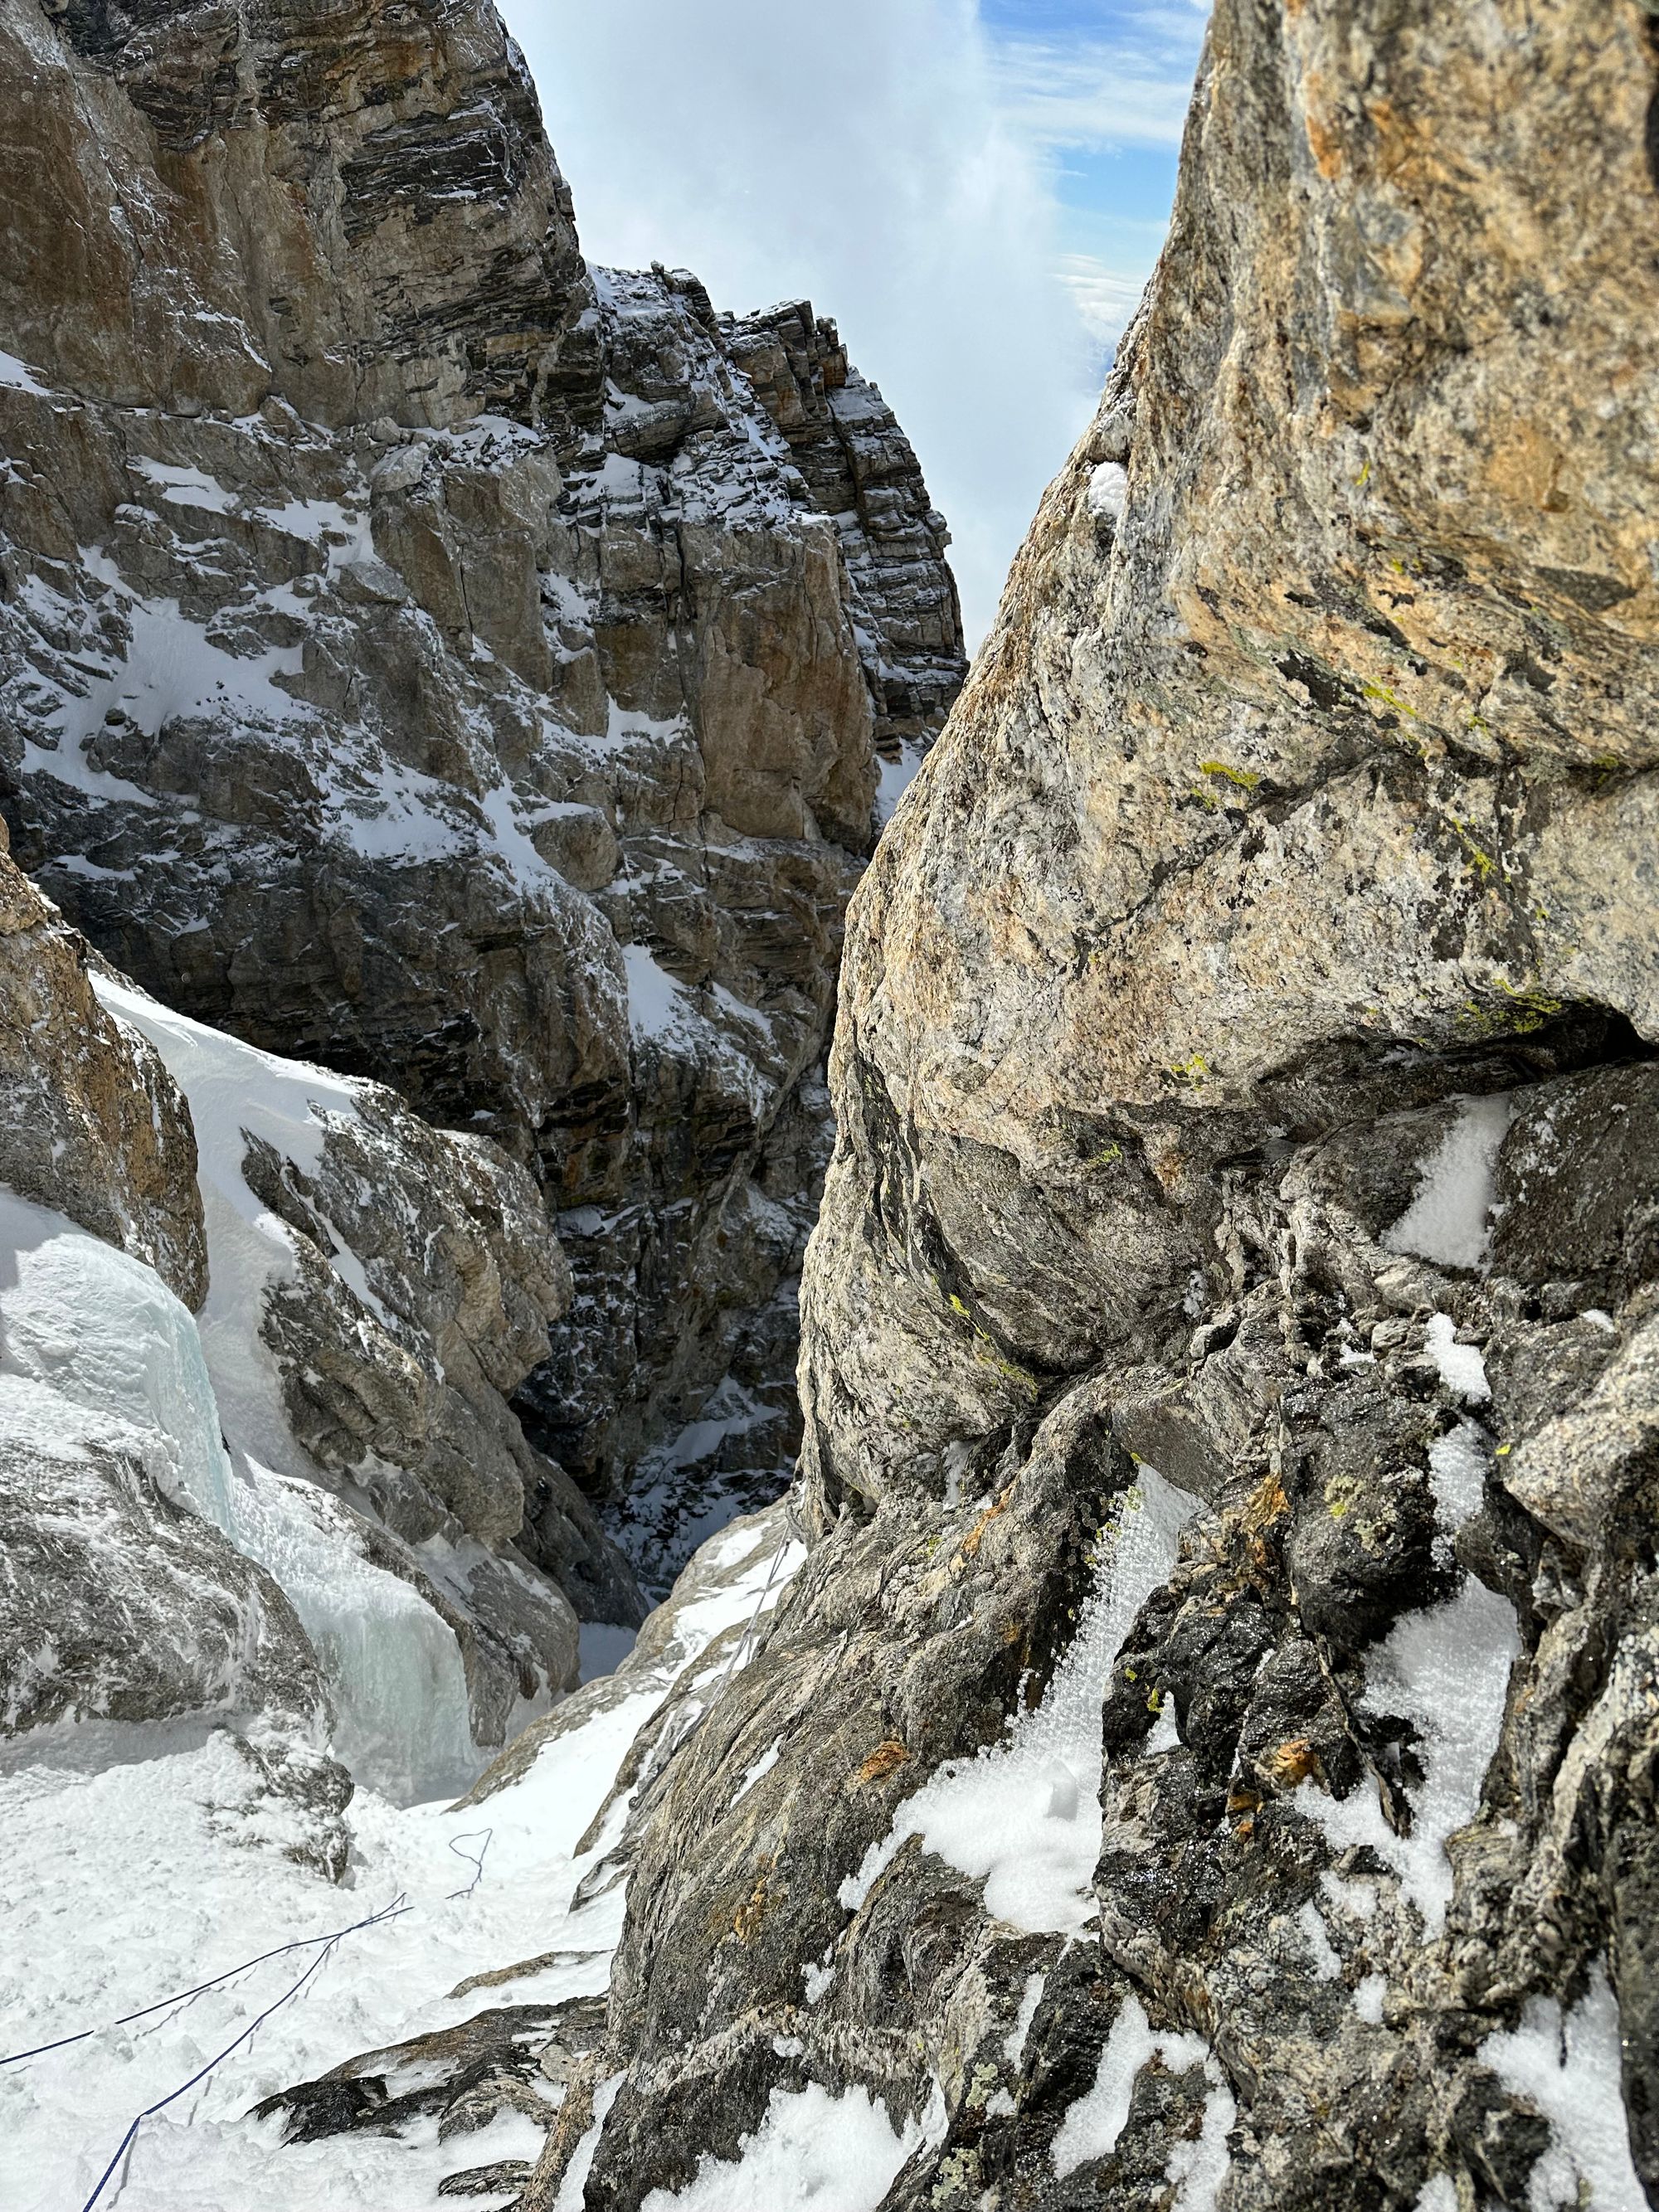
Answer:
[{"xmin": 1, "ymin": 1525, "xmax": 795, "ymax": 2210}]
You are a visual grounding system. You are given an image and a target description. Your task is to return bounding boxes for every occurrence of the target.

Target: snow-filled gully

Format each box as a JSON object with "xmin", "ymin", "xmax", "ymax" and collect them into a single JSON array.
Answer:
[
  {"xmin": 0, "ymin": 1529, "xmax": 795, "ymax": 2212},
  {"xmin": 0, "ymin": 1062, "xmax": 1569, "ymax": 2210}
]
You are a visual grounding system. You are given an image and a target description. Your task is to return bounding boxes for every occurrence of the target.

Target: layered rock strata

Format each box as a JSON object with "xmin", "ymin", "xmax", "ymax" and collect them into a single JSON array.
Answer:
[
  {"xmin": 525, "ymin": 2, "xmax": 1659, "ymax": 2207},
  {"xmin": 0, "ymin": 0, "xmax": 966, "ymax": 1602}
]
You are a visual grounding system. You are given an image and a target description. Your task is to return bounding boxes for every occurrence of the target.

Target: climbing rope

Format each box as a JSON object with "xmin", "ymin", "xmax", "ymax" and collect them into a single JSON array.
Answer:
[
  {"xmin": 3, "ymin": 1814, "xmax": 497, "ymax": 2212},
  {"xmin": 74, "ymin": 1898, "xmax": 409, "ymax": 2212}
]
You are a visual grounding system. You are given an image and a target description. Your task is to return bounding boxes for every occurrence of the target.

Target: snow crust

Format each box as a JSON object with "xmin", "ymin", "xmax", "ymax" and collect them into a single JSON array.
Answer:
[
  {"xmin": 638, "ymin": 2082, "xmax": 923, "ymax": 2211},
  {"xmin": 1383, "ymin": 1094, "xmax": 1512, "ymax": 1269},
  {"xmin": 839, "ymin": 1466, "xmax": 1202, "ymax": 1933},
  {"xmin": 1480, "ymin": 1966, "xmax": 1645, "ymax": 2210}
]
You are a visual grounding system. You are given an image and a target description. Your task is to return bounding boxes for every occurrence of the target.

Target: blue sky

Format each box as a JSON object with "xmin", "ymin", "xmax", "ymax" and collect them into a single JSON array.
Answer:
[
  {"xmin": 980, "ymin": 0, "xmax": 1206, "ymax": 370},
  {"xmin": 503, "ymin": 0, "xmax": 1207, "ymax": 640}
]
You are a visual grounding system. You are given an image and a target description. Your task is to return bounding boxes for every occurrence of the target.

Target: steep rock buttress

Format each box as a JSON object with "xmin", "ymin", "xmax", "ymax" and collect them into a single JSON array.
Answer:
[{"xmin": 519, "ymin": 4, "xmax": 1659, "ymax": 2208}]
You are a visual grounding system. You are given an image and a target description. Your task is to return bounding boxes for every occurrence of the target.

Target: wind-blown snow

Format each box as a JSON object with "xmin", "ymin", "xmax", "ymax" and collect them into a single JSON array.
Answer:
[
  {"xmin": 839, "ymin": 1466, "xmax": 1202, "ymax": 1933},
  {"xmin": 1383, "ymin": 1095, "xmax": 1512, "ymax": 1269},
  {"xmin": 639, "ymin": 2082, "xmax": 923, "ymax": 2212},
  {"xmin": 1479, "ymin": 1966, "xmax": 1644, "ymax": 2211}
]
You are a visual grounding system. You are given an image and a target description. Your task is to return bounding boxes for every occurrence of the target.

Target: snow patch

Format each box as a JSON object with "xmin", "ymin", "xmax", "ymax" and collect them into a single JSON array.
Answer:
[
  {"xmin": 639, "ymin": 2082, "xmax": 922, "ymax": 2212},
  {"xmin": 623, "ymin": 941, "xmax": 693, "ymax": 1038},
  {"xmin": 1298, "ymin": 1577, "xmax": 1519, "ymax": 1933},
  {"xmin": 1005, "ymin": 1972, "xmax": 1046, "ymax": 2065},
  {"xmin": 1297, "ymin": 1901, "xmax": 1342, "ymax": 1982},
  {"xmin": 876, "ymin": 737, "xmax": 928, "ymax": 827},
  {"xmin": 1087, "ymin": 460, "xmax": 1129, "ymax": 522},
  {"xmin": 1479, "ymin": 1966, "xmax": 1643, "ymax": 2211},
  {"xmin": 0, "ymin": 347, "xmax": 50, "ymax": 395},
  {"xmin": 554, "ymin": 2073, "xmax": 626, "ymax": 2212},
  {"xmin": 131, "ymin": 459, "xmax": 239, "ymax": 514},
  {"xmin": 731, "ymin": 1738, "xmax": 782, "ymax": 1806},
  {"xmin": 839, "ymin": 1466, "xmax": 1202, "ymax": 1934},
  {"xmin": 1425, "ymin": 1315, "xmax": 1491, "ymax": 1407},
  {"xmin": 1053, "ymin": 1991, "xmax": 1229, "ymax": 2200},
  {"xmin": 1383, "ymin": 1095, "xmax": 1512, "ymax": 1269},
  {"xmin": 1428, "ymin": 1418, "xmax": 1490, "ymax": 1534}
]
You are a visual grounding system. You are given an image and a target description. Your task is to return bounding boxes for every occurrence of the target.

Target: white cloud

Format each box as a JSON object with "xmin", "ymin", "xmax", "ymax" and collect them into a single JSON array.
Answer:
[
  {"xmin": 995, "ymin": 33, "xmax": 1200, "ymax": 153},
  {"xmin": 1058, "ymin": 250, "xmax": 1156, "ymax": 372},
  {"xmin": 500, "ymin": 0, "xmax": 1100, "ymax": 645}
]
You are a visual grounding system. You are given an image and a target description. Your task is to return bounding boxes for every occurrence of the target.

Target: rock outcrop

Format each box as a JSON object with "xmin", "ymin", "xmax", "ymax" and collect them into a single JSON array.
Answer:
[
  {"xmin": 524, "ymin": 3, "xmax": 1659, "ymax": 2207},
  {"xmin": 0, "ymin": 830, "xmax": 352, "ymax": 1865},
  {"xmin": 0, "ymin": 812, "xmax": 620, "ymax": 1802},
  {"xmin": 0, "ymin": 0, "xmax": 966, "ymax": 1609}
]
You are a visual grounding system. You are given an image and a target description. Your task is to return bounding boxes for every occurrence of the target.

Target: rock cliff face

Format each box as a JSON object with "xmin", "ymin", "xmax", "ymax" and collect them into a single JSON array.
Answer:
[
  {"xmin": 0, "ymin": 0, "xmax": 966, "ymax": 1607},
  {"xmin": 0, "ymin": 809, "xmax": 621, "ymax": 1805},
  {"xmin": 523, "ymin": 3, "xmax": 1659, "ymax": 2207}
]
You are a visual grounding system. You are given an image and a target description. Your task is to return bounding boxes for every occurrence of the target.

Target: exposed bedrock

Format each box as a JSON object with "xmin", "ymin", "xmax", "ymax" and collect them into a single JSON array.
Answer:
[
  {"xmin": 527, "ymin": 2, "xmax": 1659, "ymax": 2206},
  {"xmin": 0, "ymin": 0, "xmax": 967, "ymax": 1609}
]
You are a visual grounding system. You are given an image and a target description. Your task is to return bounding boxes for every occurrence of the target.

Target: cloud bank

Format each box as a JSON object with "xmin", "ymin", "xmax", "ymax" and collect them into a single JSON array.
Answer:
[{"xmin": 500, "ymin": 0, "xmax": 1101, "ymax": 645}]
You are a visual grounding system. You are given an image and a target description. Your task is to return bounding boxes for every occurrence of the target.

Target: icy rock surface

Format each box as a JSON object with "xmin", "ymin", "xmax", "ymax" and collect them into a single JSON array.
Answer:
[
  {"xmin": 94, "ymin": 969, "xmax": 639, "ymax": 1771},
  {"xmin": 528, "ymin": 4, "xmax": 1659, "ymax": 2208}
]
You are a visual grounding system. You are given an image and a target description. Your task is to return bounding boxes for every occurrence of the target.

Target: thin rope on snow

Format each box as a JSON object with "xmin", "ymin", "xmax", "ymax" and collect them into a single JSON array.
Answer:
[{"xmin": 0, "ymin": 1894, "xmax": 416, "ymax": 2070}]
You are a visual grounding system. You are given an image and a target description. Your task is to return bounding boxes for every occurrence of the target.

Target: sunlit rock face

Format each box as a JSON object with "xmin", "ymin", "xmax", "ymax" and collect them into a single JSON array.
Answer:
[
  {"xmin": 523, "ymin": 4, "xmax": 1659, "ymax": 2207},
  {"xmin": 0, "ymin": 0, "xmax": 967, "ymax": 1597}
]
